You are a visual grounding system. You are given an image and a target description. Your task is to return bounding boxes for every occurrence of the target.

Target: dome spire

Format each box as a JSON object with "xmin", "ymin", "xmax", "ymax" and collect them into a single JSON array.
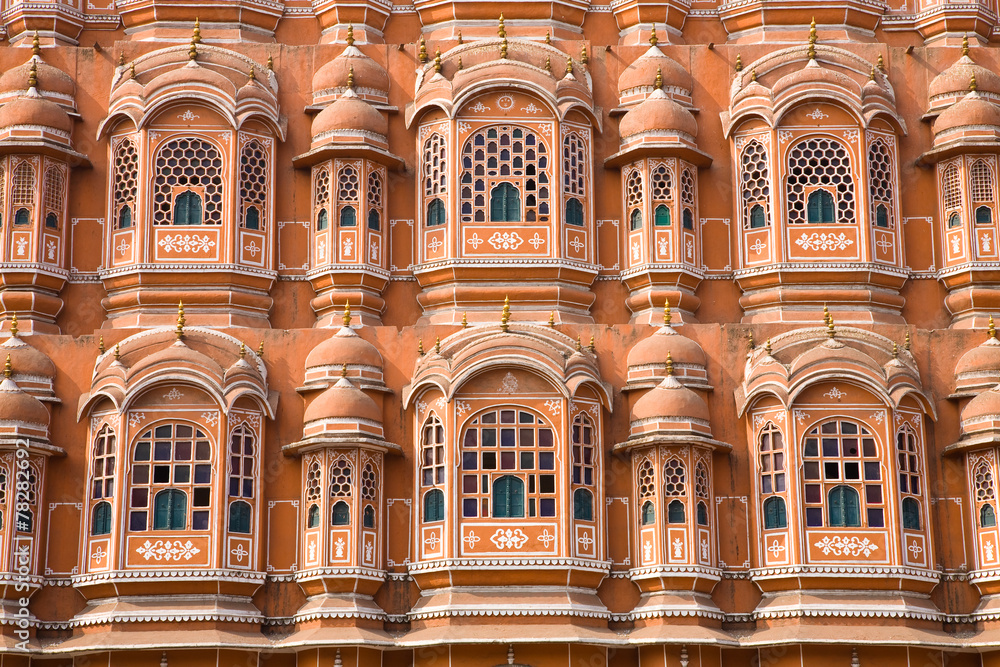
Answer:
[
  {"xmin": 418, "ymin": 36, "xmax": 428, "ymax": 64},
  {"xmin": 175, "ymin": 301, "xmax": 186, "ymax": 340},
  {"xmin": 665, "ymin": 351, "xmax": 674, "ymax": 377},
  {"xmin": 654, "ymin": 66, "xmax": 663, "ymax": 90},
  {"xmin": 735, "ymin": 53, "xmax": 743, "ymax": 72},
  {"xmin": 98, "ymin": 335, "xmax": 105, "ymax": 354},
  {"xmin": 434, "ymin": 48, "xmax": 442, "ymax": 73},
  {"xmin": 4, "ymin": 354, "xmax": 12, "ymax": 378},
  {"xmin": 877, "ymin": 53, "xmax": 885, "ymax": 72},
  {"xmin": 963, "ymin": 33, "xmax": 970, "ymax": 57},
  {"xmin": 649, "ymin": 24, "xmax": 658, "ymax": 47},
  {"xmin": 498, "ymin": 13, "xmax": 506, "ymax": 39},
  {"xmin": 31, "ymin": 31, "xmax": 40, "ymax": 56},
  {"xmin": 347, "ymin": 65, "xmax": 355, "ymax": 90},
  {"xmin": 500, "ymin": 295, "xmax": 511, "ymax": 332},
  {"xmin": 27, "ymin": 61, "xmax": 37, "ymax": 89},
  {"xmin": 342, "ymin": 301, "xmax": 352, "ymax": 327},
  {"xmin": 10, "ymin": 314, "xmax": 18, "ymax": 339},
  {"xmin": 971, "ymin": 73, "xmax": 978, "ymax": 91},
  {"xmin": 990, "ymin": 314, "xmax": 996, "ymax": 339},
  {"xmin": 346, "ymin": 24, "xmax": 355, "ymax": 47},
  {"xmin": 663, "ymin": 298, "xmax": 671, "ymax": 325},
  {"xmin": 239, "ymin": 342, "xmax": 246, "ymax": 358},
  {"xmin": 807, "ymin": 17, "xmax": 817, "ymax": 60}
]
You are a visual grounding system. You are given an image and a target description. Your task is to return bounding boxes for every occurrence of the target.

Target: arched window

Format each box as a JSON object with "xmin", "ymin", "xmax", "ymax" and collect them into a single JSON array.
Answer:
[
  {"xmin": 339, "ymin": 205, "xmax": 357, "ymax": 228},
  {"xmin": 868, "ymin": 138, "xmax": 896, "ymax": 228},
  {"xmin": 741, "ymin": 140, "xmax": 770, "ymax": 229},
  {"xmin": 173, "ymin": 191, "xmax": 203, "ymax": 225},
  {"xmin": 697, "ymin": 501, "xmax": 708, "ymax": 526},
  {"xmin": 694, "ymin": 460, "xmax": 710, "ymax": 527},
  {"xmin": 314, "ymin": 167, "xmax": 331, "ymax": 230},
  {"xmin": 667, "ymin": 499, "xmax": 685, "ymax": 523},
  {"xmin": 421, "ymin": 416, "xmax": 445, "ymax": 488},
  {"xmin": 239, "ymin": 138, "xmax": 268, "ymax": 230},
  {"xmin": 426, "ymin": 198, "xmax": 446, "ymax": 227},
  {"xmin": 971, "ymin": 159, "xmax": 995, "ymax": 206},
  {"xmin": 363, "ymin": 505, "xmax": 375, "ymax": 528},
  {"xmin": 574, "ymin": 488, "xmax": 593, "ymax": 521},
  {"xmin": 112, "ymin": 138, "xmax": 139, "ymax": 230},
  {"xmin": 977, "ymin": 206, "xmax": 993, "ymax": 225},
  {"xmin": 655, "ymin": 204, "xmax": 671, "ymax": 226},
  {"xmin": 572, "ymin": 413, "xmax": 595, "ymax": 488},
  {"xmin": 307, "ymin": 503, "xmax": 320, "ymax": 528},
  {"xmin": 461, "ymin": 409, "xmax": 556, "ymax": 518},
  {"xmin": 806, "ymin": 190, "xmax": 835, "ymax": 223},
  {"xmin": 982, "ymin": 503, "xmax": 997, "ymax": 528},
  {"xmin": 332, "ymin": 500, "xmax": 350, "ymax": 525},
  {"xmin": 948, "ymin": 212, "xmax": 961, "ymax": 228},
  {"xmin": 827, "ymin": 485, "xmax": 861, "ymax": 527},
  {"xmin": 228, "ymin": 500, "xmax": 252, "ymax": 534},
  {"xmin": 92, "ymin": 501, "xmax": 112, "ymax": 536},
  {"xmin": 875, "ymin": 205, "xmax": 889, "ymax": 228},
  {"xmin": 942, "ymin": 162, "xmax": 962, "ymax": 223},
  {"xmin": 901, "ymin": 497, "xmax": 921, "ymax": 530},
  {"xmin": 153, "ymin": 489, "xmax": 188, "ymax": 530},
  {"xmin": 14, "ymin": 208, "xmax": 29, "ymax": 226},
  {"xmin": 630, "ymin": 209, "xmax": 642, "ymax": 231},
  {"xmin": 154, "ymin": 138, "xmax": 223, "ymax": 225},
  {"xmin": 566, "ymin": 198, "xmax": 584, "ymax": 226},
  {"xmin": 45, "ymin": 212, "xmax": 58, "ymax": 230},
  {"xmin": 368, "ymin": 170, "xmax": 383, "ymax": 232},
  {"xmin": 423, "ymin": 489, "xmax": 444, "ymax": 522},
  {"xmin": 91, "ymin": 426, "xmax": 117, "ymax": 503},
  {"xmin": 764, "ymin": 496, "xmax": 787, "ymax": 529},
  {"xmin": 424, "ymin": 133, "xmax": 447, "ymax": 196},
  {"xmin": 787, "ymin": 138, "xmax": 854, "ymax": 224},
  {"xmin": 129, "ymin": 423, "xmax": 212, "ymax": 531},
  {"xmin": 759, "ymin": 423, "xmax": 785, "ymax": 495},
  {"xmin": 244, "ymin": 207, "xmax": 261, "ymax": 230},
  {"xmin": 492, "ymin": 475, "xmax": 525, "ymax": 518},
  {"xmin": 11, "ymin": 162, "xmax": 34, "ymax": 227},
  {"xmin": 229, "ymin": 425, "xmax": 255, "ymax": 500},
  {"xmin": 490, "ymin": 183, "xmax": 521, "ymax": 222},
  {"xmin": 641, "ymin": 500, "xmax": 655, "ymax": 525},
  {"xmin": 361, "ymin": 461, "xmax": 378, "ymax": 528},
  {"xmin": 803, "ymin": 419, "xmax": 883, "ymax": 528},
  {"xmin": 317, "ymin": 209, "xmax": 329, "ymax": 231},
  {"xmin": 305, "ymin": 458, "xmax": 322, "ymax": 529},
  {"xmin": 562, "ymin": 132, "xmax": 588, "ymax": 208},
  {"xmin": 682, "ymin": 208, "xmax": 694, "ymax": 230},
  {"xmin": 367, "ymin": 209, "xmax": 381, "ymax": 231}
]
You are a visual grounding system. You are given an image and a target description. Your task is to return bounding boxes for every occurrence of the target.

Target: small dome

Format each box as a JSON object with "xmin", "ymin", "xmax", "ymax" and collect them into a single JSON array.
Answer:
[
  {"xmin": 929, "ymin": 55, "xmax": 1000, "ymax": 102},
  {"xmin": 236, "ymin": 77, "xmax": 270, "ymax": 105},
  {"xmin": 732, "ymin": 77, "xmax": 771, "ymax": 107},
  {"xmin": 0, "ymin": 337, "xmax": 54, "ymax": 378},
  {"xmin": 957, "ymin": 336, "xmax": 1000, "ymax": 377},
  {"xmin": 619, "ymin": 88, "xmax": 697, "ymax": 139},
  {"xmin": 0, "ymin": 91, "xmax": 72, "ymax": 134},
  {"xmin": 789, "ymin": 338, "xmax": 883, "ymax": 378},
  {"xmin": 627, "ymin": 325, "xmax": 707, "ymax": 370},
  {"xmin": 933, "ymin": 90, "xmax": 1000, "ymax": 136},
  {"xmin": 304, "ymin": 376, "xmax": 382, "ymax": 425},
  {"xmin": 632, "ymin": 375, "xmax": 710, "ymax": 424},
  {"xmin": 618, "ymin": 45, "xmax": 692, "ymax": 97},
  {"xmin": 305, "ymin": 326, "xmax": 383, "ymax": 373},
  {"xmin": 312, "ymin": 45, "xmax": 389, "ymax": 99},
  {"xmin": 962, "ymin": 382, "xmax": 1000, "ymax": 431},
  {"xmin": 0, "ymin": 57, "xmax": 75, "ymax": 99},
  {"xmin": 311, "ymin": 89, "xmax": 387, "ymax": 140},
  {"xmin": 144, "ymin": 63, "xmax": 236, "ymax": 100},
  {"xmin": 0, "ymin": 377, "xmax": 48, "ymax": 427},
  {"xmin": 128, "ymin": 340, "xmax": 225, "ymax": 379}
]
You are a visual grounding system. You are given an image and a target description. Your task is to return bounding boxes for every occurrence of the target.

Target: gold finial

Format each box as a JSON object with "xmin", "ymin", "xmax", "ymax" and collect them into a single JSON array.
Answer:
[
  {"xmin": 31, "ymin": 31, "xmax": 39, "ymax": 56},
  {"xmin": 545, "ymin": 31, "xmax": 551, "ymax": 45},
  {"xmin": 418, "ymin": 338, "xmax": 425, "ymax": 356},
  {"xmin": 435, "ymin": 336, "xmax": 441, "ymax": 354},
  {"xmin": 457, "ymin": 31, "xmax": 463, "ymax": 45},
  {"xmin": 807, "ymin": 16, "xmax": 817, "ymax": 60},
  {"xmin": 751, "ymin": 67, "xmax": 757, "ymax": 82},
  {"xmin": 765, "ymin": 338, "xmax": 772, "ymax": 356},
  {"xmin": 346, "ymin": 24, "xmax": 355, "ymax": 47},
  {"xmin": 877, "ymin": 53, "xmax": 885, "ymax": 72},
  {"xmin": 823, "ymin": 304, "xmax": 831, "ymax": 325},
  {"xmin": 971, "ymin": 73, "xmax": 978, "ymax": 91},
  {"xmin": 457, "ymin": 56, "xmax": 463, "ymax": 70},
  {"xmin": 175, "ymin": 301, "xmax": 186, "ymax": 340},
  {"xmin": 500, "ymin": 296, "xmax": 511, "ymax": 332},
  {"xmin": 9, "ymin": 314, "xmax": 17, "ymax": 339},
  {"xmin": 342, "ymin": 301, "xmax": 352, "ymax": 327},
  {"xmin": 576, "ymin": 336, "xmax": 583, "ymax": 352},
  {"xmin": 130, "ymin": 61, "xmax": 136, "ymax": 79},
  {"xmin": 249, "ymin": 66, "xmax": 256, "ymax": 82},
  {"xmin": 498, "ymin": 13, "xmax": 506, "ymax": 39},
  {"xmin": 118, "ymin": 51, "xmax": 125, "ymax": 67},
  {"xmin": 4, "ymin": 354, "xmax": 11, "ymax": 379},
  {"xmin": 193, "ymin": 18, "xmax": 201, "ymax": 43},
  {"xmin": 588, "ymin": 335, "xmax": 595, "ymax": 352},
  {"xmin": 990, "ymin": 315, "xmax": 996, "ymax": 339},
  {"xmin": 189, "ymin": 36, "xmax": 198, "ymax": 61},
  {"xmin": 580, "ymin": 45, "xmax": 588, "ymax": 65},
  {"xmin": 240, "ymin": 342, "xmax": 246, "ymax": 358},
  {"xmin": 665, "ymin": 351, "xmax": 674, "ymax": 377},
  {"xmin": 548, "ymin": 311, "xmax": 555, "ymax": 327},
  {"xmin": 892, "ymin": 342, "xmax": 898, "ymax": 359},
  {"xmin": 267, "ymin": 55, "xmax": 273, "ymax": 71},
  {"xmin": 114, "ymin": 343, "xmax": 121, "ymax": 361},
  {"xmin": 963, "ymin": 33, "xmax": 970, "ymax": 57},
  {"xmin": 748, "ymin": 329, "xmax": 755, "ymax": 350},
  {"xmin": 735, "ymin": 53, "xmax": 743, "ymax": 72},
  {"xmin": 258, "ymin": 341, "xmax": 264, "ymax": 357},
  {"xmin": 98, "ymin": 335, "xmax": 105, "ymax": 354},
  {"xmin": 566, "ymin": 57, "xmax": 573, "ymax": 75},
  {"xmin": 544, "ymin": 56, "xmax": 551, "ymax": 73},
  {"xmin": 461, "ymin": 312, "xmax": 468, "ymax": 328},
  {"xmin": 27, "ymin": 61, "xmax": 37, "ymax": 88},
  {"xmin": 347, "ymin": 65, "xmax": 355, "ymax": 90},
  {"xmin": 341, "ymin": 363, "xmax": 348, "ymax": 377},
  {"xmin": 654, "ymin": 66, "xmax": 663, "ymax": 90},
  {"xmin": 869, "ymin": 65, "xmax": 876, "ymax": 81},
  {"xmin": 826, "ymin": 310, "xmax": 836, "ymax": 339},
  {"xmin": 649, "ymin": 25, "xmax": 658, "ymax": 47},
  {"xmin": 664, "ymin": 298, "xmax": 672, "ymax": 326},
  {"xmin": 501, "ymin": 36, "xmax": 508, "ymax": 59},
  {"xmin": 434, "ymin": 48, "xmax": 442, "ymax": 73},
  {"xmin": 418, "ymin": 36, "xmax": 428, "ymax": 63},
  {"xmin": 904, "ymin": 331, "xmax": 911, "ymax": 351}
]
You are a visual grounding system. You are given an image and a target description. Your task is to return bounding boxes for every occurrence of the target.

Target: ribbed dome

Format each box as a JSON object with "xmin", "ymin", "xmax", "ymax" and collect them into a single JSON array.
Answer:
[
  {"xmin": 631, "ymin": 375, "xmax": 710, "ymax": 423},
  {"xmin": 0, "ymin": 57, "xmax": 75, "ymax": 99},
  {"xmin": 929, "ymin": 55, "xmax": 1000, "ymax": 101},
  {"xmin": 305, "ymin": 326, "xmax": 383, "ymax": 372},
  {"xmin": 0, "ymin": 91, "xmax": 72, "ymax": 134},
  {"xmin": 304, "ymin": 376, "xmax": 382, "ymax": 425},
  {"xmin": 962, "ymin": 382, "xmax": 1000, "ymax": 429},
  {"xmin": 0, "ymin": 377, "xmax": 48, "ymax": 426},
  {"xmin": 957, "ymin": 337, "xmax": 1000, "ymax": 378},
  {"xmin": 0, "ymin": 337, "xmax": 54, "ymax": 378},
  {"xmin": 312, "ymin": 45, "xmax": 389, "ymax": 98},
  {"xmin": 627, "ymin": 325, "xmax": 707, "ymax": 370},
  {"xmin": 619, "ymin": 88, "xmax": 697, "ymax": 139},
  {"xmin": 618, "ymin": 45, "xmax": 692, "ymax": 96},
  {"xmin": 311, "ymin": 89, "xmax": 387, "ymax": 140},
  {"xmin": 933, "ymin": 90, "xmax": 1000, "ymax": 135}
]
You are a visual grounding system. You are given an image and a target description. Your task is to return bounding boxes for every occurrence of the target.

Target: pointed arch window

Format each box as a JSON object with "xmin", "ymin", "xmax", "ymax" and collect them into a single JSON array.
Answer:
[
  {"xmin": 239, "ymin": 138, "xmax": 268, "ymax": 230},
  {"xmin": 490, "ymin": 183, "xmax": 521, "ymax": 222},
  {"xmin": 667, "ymin": 499, "xmax": 685, "ymax": 523},
  {"xmin": 663, "ymin": 457, "xmax": 686, "ymax": 524},
  {"xmin": 806, "ymin": 190, "xmax": 835, "ymax": 223},
  {"xmin": 427, "ymin": 198, "xmax": 446, "ymax": 227},
  {"xmin": 787, "ymin": 137, "xmax": 854, "ymax": 224},
  {"xmin": 92, "ymin": 501, "xmax": 112, "ymax": 536},
  {"xmin": 11, "ymin": 162, "xmax": 34, "ymax": 227},
  {"xmin": 305, "ymin": 458, "xmax": 322, "ymax": 529},
  {"xmin": 566, "ymin": 197, "xmax": 584, "ymax": 226},
  {"xmin": 462, "ymin": 125, "xmax": 546, "ymax": 223},
  {"xmin": 637, "ymin": 458, "xmax": 655, "ymax": 526},
  {"xmin": 153, "ymin": 489, "xmax": 188, "ymax": 530},
  {"xmin": 173, "ymin": 191, "xmax": 203, "ymax": 225},
  {"xmin": 329, "ymin": 457, "xmax": 353, "ymax": 526},
  {"xmin": 361, "ymin": 461, "xmax": 378, "ymax": 528},
  {"xmin": 424, "ymin": 489, "xmax": 444, "ymax": 522},
  {"xmin": 977, "ymin": 206, "xmax": 993, "ymax": 225},
  {"xmin": 764, "ymin": 496, "xmax": 787, "ymax": 529},
  {"xmin": 155, "ymin": 138, "xmax": 223, "ymax": 225},
  {"xmin": 973, "ymin": 457, "xmax": 998, "ymax": 530},
  {"xmin": 112, "ymin": 138, "xmax": 139, "ymax": 230},
  {"xmin": 626, "ymin": 170, "xmax": 643, "ymax": 230},
  {"xmin": 630, "ymin": 209, "xmax": 642, "ymax": 231},
  {"xmin": 317, "ymin": 209, "xmax": 329, "ymax": 231},
  {"xmin": 867, "ymin": 138, "xmax": 896, "ymax": 228},
  {"xmin": 740, "ymin": 139, "xmax": 771, "ymax": 229},
  {"xmin": 228, "ymin": 500, "xmax": 252, "ymax": 534}
]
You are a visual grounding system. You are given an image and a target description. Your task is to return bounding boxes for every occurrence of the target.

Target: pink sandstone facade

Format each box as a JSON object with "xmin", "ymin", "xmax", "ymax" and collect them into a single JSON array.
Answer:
[{"xmin": 0, "ymin": 0, "xmax": 996, "ymax": 665}]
